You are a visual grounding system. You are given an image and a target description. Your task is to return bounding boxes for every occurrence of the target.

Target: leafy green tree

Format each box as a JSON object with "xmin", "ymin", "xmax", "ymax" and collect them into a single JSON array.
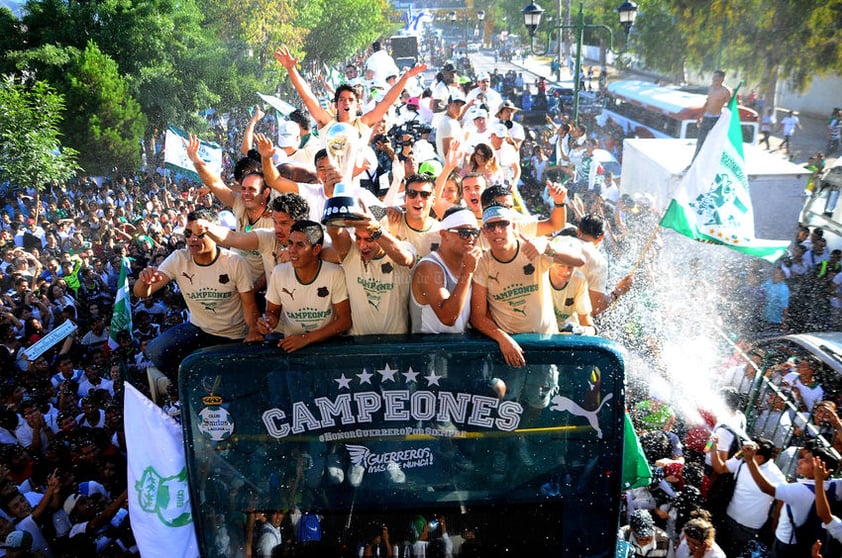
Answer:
[
  {"xmin": 0, "ymin": 7, "xmax": 23, "ymax": 75},
  {"xmin": 296, "ymin": 0, "xmax": 391, "ymax": 65},
  {"xmin": 62, "ymin": 42, "xmax": 146, "ymax": 175},
  {"xmin": 0, "ymin": 76, "xmax": 78, "ymax": 218}
]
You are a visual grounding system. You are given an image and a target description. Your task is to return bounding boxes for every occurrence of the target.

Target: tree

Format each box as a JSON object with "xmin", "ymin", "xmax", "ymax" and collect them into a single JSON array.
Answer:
[
  {"xmin": 62, "ymin": 42, "xmax": 146, "ymax": 175},
  {"xmin": 0, "ymin": 76, "xmax": 78, "ymax": 219},
  {"xmin": 296, "ymin": 0, "xmax": 391, "ymax": 65}
]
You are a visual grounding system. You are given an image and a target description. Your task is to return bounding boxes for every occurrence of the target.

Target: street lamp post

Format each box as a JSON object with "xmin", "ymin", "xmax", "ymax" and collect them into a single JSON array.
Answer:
[{"xmin": 523, "ymin": 0, "xmax": 637, "ymax": 124}]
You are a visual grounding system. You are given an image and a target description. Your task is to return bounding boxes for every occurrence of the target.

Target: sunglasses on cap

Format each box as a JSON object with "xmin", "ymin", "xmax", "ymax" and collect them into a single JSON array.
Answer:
[
  {"xmin": 183, "ymin": 229, "xmax": 206, "ymax": 239},
  {"xmin": 406, "ymin": 189, "xmax": 432, "ymax": 200},
  {"xmin": 483, "ymin": 220, "xmax": 511, "ymax": 232},
  {"xmin": 448, "ymin": 228, "xmax": 481, "ymax": 239}
]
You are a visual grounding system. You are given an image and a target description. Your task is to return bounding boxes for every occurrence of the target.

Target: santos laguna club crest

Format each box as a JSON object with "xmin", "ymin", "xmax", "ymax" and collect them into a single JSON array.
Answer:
[
  {"xmin": 198, "ymin": 395, "xmax": 234, "ymax": 441},
  {"xmin": 135, "ymin": 466, "xmax": 193, "ymax": 528}
]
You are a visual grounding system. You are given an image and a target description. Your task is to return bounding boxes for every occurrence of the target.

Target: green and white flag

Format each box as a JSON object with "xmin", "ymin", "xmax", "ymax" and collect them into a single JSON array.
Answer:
[
  {"xmin": 125, "ymin": 383, "xmax": 199, "ymax": 557},
  {"xmin": 660, "ymin": 91, "xmax": 789, "ymax": 262},
  {"xmin": 164, "ymin": 125, "xmax": 222, "ymax": 182},
  {"xmin": 108, "ymin": 257, "xmax": 132, "ymax": 350}
]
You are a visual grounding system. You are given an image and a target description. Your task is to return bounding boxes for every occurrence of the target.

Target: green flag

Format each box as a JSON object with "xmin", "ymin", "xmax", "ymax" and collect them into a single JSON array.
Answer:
[
  {"xmin": 108, "ymin": 257, "xmax": 134, "ymax": 349},
  {"xmin": 660, "ymin": 87, "xmax": 789, "ymax": 262},
  {"xmin": 622, "ymin": 411, "xmax": 651, "ymax": 490}
]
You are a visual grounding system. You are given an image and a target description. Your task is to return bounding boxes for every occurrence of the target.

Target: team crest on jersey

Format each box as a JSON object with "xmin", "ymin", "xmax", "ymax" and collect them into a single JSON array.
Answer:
[
  {"xmin": 523, "ymin": 263, "xmax": 535, "ymax": 275},
  {"xmin": 381, "ymin": 262, "xmax": 394, "ymax": 274},
  {"xmin": 317, "ymin": 286, "xmax": 329, "ymax": 297},
  {"xmin": 565, "ymin": 298, "xmax": 574, "ymax": 306},
  {"xmin": 219, "ymin": 274, "xmax": 230, "ymax": 284}
]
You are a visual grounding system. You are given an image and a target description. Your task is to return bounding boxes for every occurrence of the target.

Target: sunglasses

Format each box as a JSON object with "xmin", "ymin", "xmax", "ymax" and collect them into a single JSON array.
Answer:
[
  {"xmin": 483, "ymin": 220, "xmax": 511, "ymax": 232},
  {"xmin": 448, "ymin": 228, "xmax": 481, "ymax": 239},
  {"xmin": 406, "ymin": 189, "xmax": 432, "ymax": 200},
  {"xmin": 183, "ymin": 229, "xmax": 205, "ymax": 239}
]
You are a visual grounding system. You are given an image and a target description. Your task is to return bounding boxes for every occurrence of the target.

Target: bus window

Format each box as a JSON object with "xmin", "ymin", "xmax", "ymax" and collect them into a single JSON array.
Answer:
[{"xmin": 180, "ymin": 334, "xmax": 626, "ymax": 558}]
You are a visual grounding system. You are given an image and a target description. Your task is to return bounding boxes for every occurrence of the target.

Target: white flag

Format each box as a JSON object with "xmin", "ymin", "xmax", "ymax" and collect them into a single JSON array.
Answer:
[
  {"xmin": 164, "ymin": 125, "xmax": 222, "ymax": 181},
  {"xmin": 660, "ymin": 90, "xmax": 789, "ymax": 262},
  {"xmin": 125, "ymin": 383, "xmax": 199, "ymax": 558}
]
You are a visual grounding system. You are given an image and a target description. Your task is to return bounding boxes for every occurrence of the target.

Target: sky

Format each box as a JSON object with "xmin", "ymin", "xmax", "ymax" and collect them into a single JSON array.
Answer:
[{"xmin": 0, "ymin": 0, "xmax": 22, "ymax": 16}]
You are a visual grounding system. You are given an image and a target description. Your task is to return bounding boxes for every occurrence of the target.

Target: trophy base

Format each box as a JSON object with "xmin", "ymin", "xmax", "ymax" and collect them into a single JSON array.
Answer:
[{"xmin": 321, "ymin": 214, "xmax": 366, "ymax": 228}]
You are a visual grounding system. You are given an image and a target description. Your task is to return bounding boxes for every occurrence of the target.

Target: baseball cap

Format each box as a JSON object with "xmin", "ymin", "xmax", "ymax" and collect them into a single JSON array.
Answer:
[
  {"xmin": 442, "ymin": 63, "xmax": 456, "ymax": 72},
  {"xmin": 496, "ymin": 99, "xmax": 521, "ymax": 115},
  {"xmin": 491, "ymin": 123, "xmax": 509, "ymax": 138},
  {"xmin": 448, "ymin": 91, "xmax": 466, "ymax": 105},
  {"xmin": 406, "ymin": 96, "xmax": 420, "ymax": 108},
  {"xmin": 629, "ymin": 509, "xmax": 654, "ymax": 538},
  {"xmin": 476, "ymin": 72, "xmax": 490, "ymax": 82},
  {"xmin": 63, "ymin": 493, "xmax": 83, "ymax": 515},
  {"xmin": 277, "ymin": 120, "xmax": 301, "ymax": 148},
  {"xmin": 1, "ymin": 531, "xmax": 32, "ymax": 550},
  {"xmin": 419, "ymin": 160, "xmax": 443, "ymax": 178},
  {"xmin": 482, "ymin": 205, "xmax": 514, "ymax": 224},
  {"xmin": 78, "ymin": 480, "xmax": 107, "ymax": 498},
  {"xmin": 472, "ymin": 109, "xmax": 489, "ymax": 120}
]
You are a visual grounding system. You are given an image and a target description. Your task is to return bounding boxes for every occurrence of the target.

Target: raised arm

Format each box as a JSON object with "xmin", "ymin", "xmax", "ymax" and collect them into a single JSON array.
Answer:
[
  {"xmin": 361, "ymin": 64, "xmax": 428, "ymax": 127},
  {"xmin": 274, "ymin": 46, "xmax": 332, "ymax": 127},
  {"xmin": 240, "ymin": 106, "xmax": 266, "ymax": 156},
  {"xmin": 186, "ymin": 134, "xmax": 236, "ymax": 208},
  {"xmin": 256, "ymin": 133, "xmax": 300, "ymax": 194},
  {"xmin": 535, "ymin": 180, "xmax": 567, "ymax": 236}
]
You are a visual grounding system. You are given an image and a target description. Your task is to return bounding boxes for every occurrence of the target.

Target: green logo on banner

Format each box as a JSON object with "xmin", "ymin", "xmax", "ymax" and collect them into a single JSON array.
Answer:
[{"xmin": 135, "ymin": 466, "xmax": 193, "ymax": 527}]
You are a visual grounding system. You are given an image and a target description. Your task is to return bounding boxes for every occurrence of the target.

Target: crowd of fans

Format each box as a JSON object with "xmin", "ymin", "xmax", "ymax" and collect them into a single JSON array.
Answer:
[{"xmin": 0, "ymin": 36, "xmax": 835, "ymax": 557}]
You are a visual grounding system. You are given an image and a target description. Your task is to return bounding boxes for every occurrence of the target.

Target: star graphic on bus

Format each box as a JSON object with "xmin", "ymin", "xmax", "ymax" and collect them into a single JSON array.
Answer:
[
  {"xmin": 335, "ymin": 374, "xmax": 352, "ymax": 390},
  {"xmin": 378, "ymin": 364, "xmax": 399, "ymax": 382},
  {"xmin": 357, "ymin": 368, "xmax": 374, "ymax": 384},
  {"xmin": 424, "ymin": 370, "xmax": 442, "ymax": 386},
  {"xmin": 403, "ymin": 366, "xmax": 419, "ymax": 383}
]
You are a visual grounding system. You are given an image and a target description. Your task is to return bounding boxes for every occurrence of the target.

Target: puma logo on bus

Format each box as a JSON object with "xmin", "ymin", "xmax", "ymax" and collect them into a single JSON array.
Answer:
[{"xmin": 549, "ymin": 393, "xmax": 613, "ymax": 439}]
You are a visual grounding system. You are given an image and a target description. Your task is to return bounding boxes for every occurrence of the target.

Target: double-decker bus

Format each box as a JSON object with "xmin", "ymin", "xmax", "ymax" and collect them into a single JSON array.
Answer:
[
  {"xmin": 178, "ymin": 333, "xmax": 627, "ymax": 557},
  {"xmin": 603, "ymin": 80, "xmax": 759, "ymax": 144}
]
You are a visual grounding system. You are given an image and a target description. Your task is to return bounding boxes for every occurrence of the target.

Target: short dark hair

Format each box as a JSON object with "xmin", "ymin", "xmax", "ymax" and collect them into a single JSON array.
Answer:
[
  {"xmin": 404, "ymin": 174, "xmax": 434, "ymax": 189},
  {"xmin": 578, "ymin": 214, "xmax": 605, "ymax": 238},
  {"xmin": 333, "ymin": 84, "xmax": 358, "ymax": 104},
  {"xmin": 314, "ymin": 148, "xmax": 328, "ymax": 167},
  {"xmin": 272, "ymin": 194, "xmax": 310, "ymax": 221},
  {"xmin": 288, "ymin": 109, "xmax": 311, "ymax": 132},
  {"xmin": 481, "ymin": 184, "xmax": 511, "ymax": 209},
  {"xmin": 187, "ymin": 208, "xmax": 217, "ymax": 224},
  {"xmin": 233, "ymin": 157, "xmax": 262, "ymax": 184},
  {"xmin": 290, "ymin": 220, "xmax": 324, "ymax": 246}
]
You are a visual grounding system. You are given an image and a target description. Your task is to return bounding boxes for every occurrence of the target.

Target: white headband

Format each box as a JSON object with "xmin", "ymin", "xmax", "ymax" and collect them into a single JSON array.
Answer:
[{"xmin": 440, "ymin": 210, "xmax": 480, "ymax": 230}]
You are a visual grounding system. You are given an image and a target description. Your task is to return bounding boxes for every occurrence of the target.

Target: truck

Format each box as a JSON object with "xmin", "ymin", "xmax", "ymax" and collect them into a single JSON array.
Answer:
[
  {"xmin": 800, "ymin": 160, "xmax": 842, "ymax": 250},
  {"xmin": 620, "ymin": 138, "xmax": 811, "ymax": 241}
]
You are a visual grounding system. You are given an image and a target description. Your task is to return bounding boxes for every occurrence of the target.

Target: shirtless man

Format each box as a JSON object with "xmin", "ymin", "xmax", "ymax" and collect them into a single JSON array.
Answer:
[{"xmin": 693, "ymin": 70, "xmax": 732, "ymax": 160}]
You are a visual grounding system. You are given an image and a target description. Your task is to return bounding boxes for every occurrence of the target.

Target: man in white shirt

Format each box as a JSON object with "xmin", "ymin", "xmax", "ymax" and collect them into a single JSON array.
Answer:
[
  {"xmin": 711, "ymin": 437, "xmax": 786, "ymax": 556},
  {"xmin": 365, "ymin": 41, "xmax": 400, "ymax": 88},
  {"xmin": 465, "ymin": 72, "xmax": 503, "ymax": 116}
]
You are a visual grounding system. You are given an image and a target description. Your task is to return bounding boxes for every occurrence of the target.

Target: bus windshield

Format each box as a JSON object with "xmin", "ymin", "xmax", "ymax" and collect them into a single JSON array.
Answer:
[{"xmin": 180, "ymin": 334, "xmax": 626, "ymax": 557}]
